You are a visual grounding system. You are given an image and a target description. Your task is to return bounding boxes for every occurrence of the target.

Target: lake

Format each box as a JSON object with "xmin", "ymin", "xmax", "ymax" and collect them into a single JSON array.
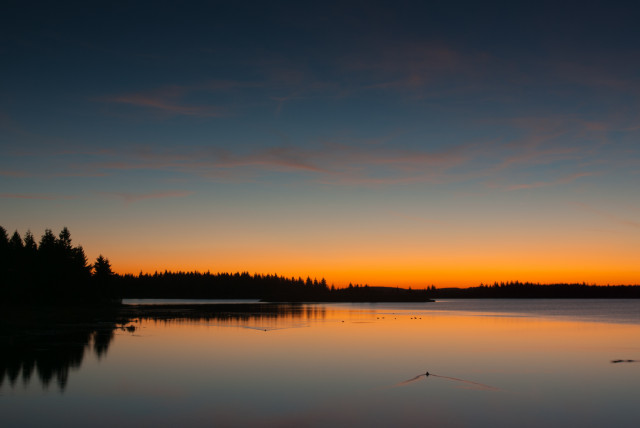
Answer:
[{"xmin": 2, "ymin": 299, "xmax": 639, "ymax": 427}]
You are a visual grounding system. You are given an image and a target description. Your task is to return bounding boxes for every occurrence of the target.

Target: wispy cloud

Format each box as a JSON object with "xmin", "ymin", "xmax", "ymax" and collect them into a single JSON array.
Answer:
[
  {"xmin": 82, "ymin": 138, "xmax": 482, "ymax": 186},
  {"xmin": 107, "ymin": 92, "xmax": 224, "ymax": 117},
  {"xmin": 101, "ymin": 81, "xmax": 253, "ymax": 117},
  {"xmin": 0, "ymin": 170, "xmax": 31, "ymax": 177},
  {"xmin": 43, "ymin": 106, "xmax": 631, "ymax": 188},
  {"xmin": 502, "ymin": 172, "xmax": 595, "ymax": 191},
  {"xmin": 482, "ymin": 115, "xmax": 615, "ymax": 174},
  {"xmin": 67, "ymin": 127, "xmax": 613, "ymax": 188},
  {"xmin": 99, "ymin": 190, "xmax": 194, "ymax": 204},
  {"xmin": 343, "ymin": 42, "xmax": 469, "ymax": 91},
  {"xmin": 0, "ymin": 193, "xmax": 76, "ymax": 200},
  {"xmin": 214, "ymin": 146, "xmax": 327, "ymax": 173}
]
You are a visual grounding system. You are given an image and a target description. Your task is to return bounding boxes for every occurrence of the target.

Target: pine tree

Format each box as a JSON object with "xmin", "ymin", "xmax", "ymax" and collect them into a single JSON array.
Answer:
[
  {"xmin": 23, "ymin": 230, "xmax": 37, "ymax": 252},
  {"xmin": 9, "ymin": 230, "xmax": 24, "ymax": 251},
  {"xmin": 94, "ymin": 255, "xmax": 113, "ymax": 279},
  {"xmin": 58, "ymin": 227, "xmax": 72, "ymax": 251}
]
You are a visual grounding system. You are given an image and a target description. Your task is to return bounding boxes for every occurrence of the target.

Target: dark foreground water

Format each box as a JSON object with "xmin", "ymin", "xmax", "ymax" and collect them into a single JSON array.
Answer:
[{"xmin": 2, "ymin": 299, "xmax": 639, "ymax": 427}]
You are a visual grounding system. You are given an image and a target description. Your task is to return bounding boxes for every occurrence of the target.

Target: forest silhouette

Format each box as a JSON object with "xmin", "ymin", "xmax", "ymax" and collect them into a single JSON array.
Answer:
[
  {"xmin": 120, "ymin": 271, "xmax": 433, "ymax": 302},
  {"xmin": 2, "ymin": 225, "xmax": 639, "ymax": 303},
  {"xmin": 0, "ymin": 225, "xmax": 432, "ymax": 303},
  {"xmin": 432, "ymin": 281, "xmax": 640, "ymax": 298},
  {"xmin": 0, "ymin": 226, "xmax": 117, "ymax": 304}
]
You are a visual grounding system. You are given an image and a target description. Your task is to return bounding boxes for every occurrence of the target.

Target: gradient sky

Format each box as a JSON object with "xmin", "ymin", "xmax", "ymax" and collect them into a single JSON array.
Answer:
[{"xmin": 2, "ymin": 1, "xmax": 639, "ymax": 287}]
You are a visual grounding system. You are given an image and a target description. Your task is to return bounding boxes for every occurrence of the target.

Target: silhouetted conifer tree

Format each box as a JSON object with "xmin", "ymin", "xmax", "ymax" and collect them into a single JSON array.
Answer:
[
  {"xmin": 23, "ymin": 230, "xmax": 37, "ymax": 252},
  {"xmin": 39, "ymin": 229, "xmax": 56, "ymax": 250},
  {"xmin": 9, "ymin": 231, "xmax": 24, "ymax": 251},
  {"xmin": 0, "ymin": 226, "xmax": 110, "ymax": 303},
  {"xmin": 58, "ymin": 227, "xmax": 72, "ymax": 251},
  {"xmin": 94, "ymin": 255, "xmax": 113, "ymax": 279},
  {"xmin": 0, "ymin": 226, "xmax": 8, "ymax": 290}
]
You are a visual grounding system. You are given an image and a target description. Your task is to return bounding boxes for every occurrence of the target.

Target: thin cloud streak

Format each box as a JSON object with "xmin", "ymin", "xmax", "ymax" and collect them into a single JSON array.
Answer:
[
  {"xmin": 0, "ymin": 193, "xmax": 76, "ymax": 200},
  {"xmin": 0, "ymin": 170, "xmax": 30, "ymax": 178},
  {"xmin": 504, "ymin": 172, "xmax": 595, "ymax": 191},
  {"xmin": 102, "ymin": 80, "xmax": 266, "ymax": 118},
  {"xmin": 73, "ymin": 133, "xmax": 614, "ymax": 187},
  {"xmin": 108, "ymin": 94, "xmax": 225, "ymax": 117},
  {"xmin": 83, "ymin": 141, "xmax": 480, "ymax": 185},
  {"xmin": 214, "ymin": 146, "xmax": 328, "ymax": 173},
  {"xmin": 99, "ymin": 190, "xmax": 194, "ymax": 204},
  {"xmin": 102, "ymin": 82, "xmax": 245, "ymax": 117}
]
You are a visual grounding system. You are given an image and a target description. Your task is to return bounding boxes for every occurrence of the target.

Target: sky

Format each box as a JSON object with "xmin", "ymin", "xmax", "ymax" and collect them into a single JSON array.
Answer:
[{"xmin": 1, "ymin": 0, "xmax": 639, "ymax": 287}]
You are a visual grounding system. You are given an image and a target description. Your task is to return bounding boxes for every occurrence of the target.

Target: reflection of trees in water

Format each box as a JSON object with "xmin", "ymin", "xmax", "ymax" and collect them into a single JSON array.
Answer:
[
  {"xmin": 121, "ymin": 303, "xmax": 327, "ymax": 329},
  {"xmin": 0, "ymin": 307, "xmax": 125, "ymax": 391},
  {"xmin": 0, "ymin": 303, "xmax": 324, "ymax": 391}
]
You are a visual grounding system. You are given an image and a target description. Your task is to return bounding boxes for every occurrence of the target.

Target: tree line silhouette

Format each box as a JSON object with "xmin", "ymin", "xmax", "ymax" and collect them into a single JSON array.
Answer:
[
  {"xmin": 432, "ymin": 281, "xmax": 640, "ymax": 298},
  {"xmin": 1, "ymin": 225, "xmax": 432, "ymax": 303},
  {"xmin": 119, "ymin": 274, "xmax": 640, "ymax": 300},
  {"xmin": 0, "ymin": 226, "xmax": 116, "ymax": 303},
  {"xmin": 121, "ymin": 271, "xmax": 433, "ymax": 302},
  {"xmin": 4, "ymin": 225, "xmax": 639, "ymax": 302}
]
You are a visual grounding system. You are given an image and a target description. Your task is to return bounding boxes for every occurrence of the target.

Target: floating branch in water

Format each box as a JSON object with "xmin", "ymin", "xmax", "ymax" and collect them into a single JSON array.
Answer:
[
  {"xmin": 611, "ymin": 359, "xmax": 638, "ymax": 364},
  {"xmin": 393, "ymin": 371, "xmax": 499, "ymax": 391}
]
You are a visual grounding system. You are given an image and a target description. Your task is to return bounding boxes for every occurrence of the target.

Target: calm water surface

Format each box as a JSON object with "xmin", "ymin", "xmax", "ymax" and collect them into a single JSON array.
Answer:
[{"xmin": 2, "ymin": 300, "xmax": 639, "ymax": 427}]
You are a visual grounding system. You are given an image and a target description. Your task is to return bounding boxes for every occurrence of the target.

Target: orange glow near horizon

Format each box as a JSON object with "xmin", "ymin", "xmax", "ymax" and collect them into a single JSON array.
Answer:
[
  {"xmin": 94, "ymin": 220, "xmax": 640, "ymax": 287},
  {"xmin": 15, "ymin": 198, "xmax": 640, "ymax": 289},
  {"xmin": 66, "ymin": 204, "xmax": 638, "ymax": 288},
  {"xmin": 109, "ymin": 249, "xmax": 639, "ymax": 288}
]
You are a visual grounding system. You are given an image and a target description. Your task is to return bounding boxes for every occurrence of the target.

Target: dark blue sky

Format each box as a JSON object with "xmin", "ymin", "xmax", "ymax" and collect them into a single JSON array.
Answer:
[{"xmin": 2, "ymin": 1, "xmax": 639, "ymax": 286}]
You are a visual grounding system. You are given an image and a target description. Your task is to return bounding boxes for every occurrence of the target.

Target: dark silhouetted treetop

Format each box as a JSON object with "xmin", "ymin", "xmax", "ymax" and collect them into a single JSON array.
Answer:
[
  {"xmin": 0, "ymin": 226, "xmax": 116, "ymax": 304},
  {"xmin": 39, "ymin": 228, "xmax": 56, "ymax": 251},
  {"xmin": 24, "ymin": 230, "xmax": 37, "ymax": 252},
  {"xmin": 9, "ymin": 230, "xmax": 24, "ymax": 251},
  {"xmin": 58, "ymin": 227, "xmax": 72, "ymax": 250},
  {"xmin": 94, "ymin": 255, "xmax": 114, "ymax": 279},
  {"xmin": 0, "ymin": 226, "xmax": 8, "ymax": 247}
]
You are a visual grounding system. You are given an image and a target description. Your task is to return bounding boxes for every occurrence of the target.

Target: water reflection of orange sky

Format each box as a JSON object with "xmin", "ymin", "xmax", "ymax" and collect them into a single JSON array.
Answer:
[
  {"xmin": 97, "ymin": 304, "xmax": 640, "ymax": 428},
  {"xmin": 123, "ymin": 307, "xmax": 639, "ymax": 366}
]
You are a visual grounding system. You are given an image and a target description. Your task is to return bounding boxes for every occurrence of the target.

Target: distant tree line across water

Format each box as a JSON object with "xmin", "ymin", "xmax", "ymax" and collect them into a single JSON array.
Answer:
[
  {"xmin": 120, "ymin": 271, "xmax": 432, "ymax": 302},
  {"xmin": 3, "ymin": 225, "xmax": 640, "ymax": 303},
  {"xmin": 121, "ymin": 275, "xmax": 640, "ymax": 300},
  {"xmin": 432, "ymin": 281, "xmax": 640, "ymax": 298}
]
